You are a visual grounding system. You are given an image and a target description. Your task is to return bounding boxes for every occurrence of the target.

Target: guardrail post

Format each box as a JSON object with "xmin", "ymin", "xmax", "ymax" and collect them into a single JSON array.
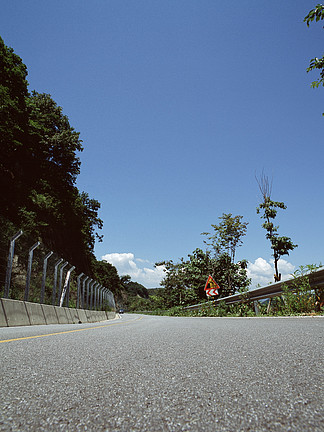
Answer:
[
  {"xmin": 253, "ymin": 301, "xmax": 260, "ymax": 316},
  {"xmin": 76, "ymin": 273, "xmax": 84, "ymax": 309},
  {"xmin": 4, "ymin": 230, "xmax": 23, "ymax": 298},
  {"xmin": 40, "ymin": 251, "xmax": 53, "ymax": 304},
  {"xmin": 24, "ymin": 241, "xmax": 40, "ymax": 302}
]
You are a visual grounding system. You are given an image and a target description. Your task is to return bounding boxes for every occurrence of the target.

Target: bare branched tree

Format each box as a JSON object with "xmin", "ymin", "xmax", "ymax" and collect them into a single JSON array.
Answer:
[{"xmin": 256, "ymin": 172, "xmax": 297, "ymax": 282}]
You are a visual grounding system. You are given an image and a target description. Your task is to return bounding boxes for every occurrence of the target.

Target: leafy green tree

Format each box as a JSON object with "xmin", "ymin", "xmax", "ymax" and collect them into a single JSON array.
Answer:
[
  {"xmin": 156, "ymin": 246, "xmax": 250, "ymax": 308},
  {"xmin": 93, "ymin": 260, "xmax": 122, "ymax": 297},
  {"xmin": 256, "ymin": 173, "xmax": 297, "ymax": 281},
  {"xmin": 202, "ymin": 213, "xmax": 248, "ymax": 262},
  {"xmin": 304, "ymin": 4, "xmax": 324, "ymax": 91},
  {"xmin": 23, "ymin": 92, "xmax": 102, "ymax": 271},
  {"xmin": 27, "ymin": 91, "xmax": 83, "ymax": 188},
  {"xmin": 0, "ymin": 37, "xmax": 104, "ymax": 274},
  {"xmin": 155, "ymin": 258, "xmax": 193, "ymax": 308},
  {"xmin": 202, "ymin": 213, "xmax": 249, "ymax": 293},
  {"xmin": 211, "ymin": 253, "xmax": 250, "ymax": 297},
  {"xmin": 121, "ymin": 278, "xmax": 149, "ymax": 299},
  {"xmin": 0, "ymin": 36, "xmax": 30, "ymax": 222}
]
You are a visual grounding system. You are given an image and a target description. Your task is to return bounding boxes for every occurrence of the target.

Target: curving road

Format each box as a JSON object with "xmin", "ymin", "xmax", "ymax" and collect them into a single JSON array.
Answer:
[{"xmin": 0, "ymin": 314, "xmax": 323, "ymax": 431}]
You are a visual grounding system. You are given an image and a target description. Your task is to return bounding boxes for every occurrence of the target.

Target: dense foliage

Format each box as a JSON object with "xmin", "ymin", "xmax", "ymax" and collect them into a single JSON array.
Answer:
[
  {"xmin": 0, "ymin": 36, "xmax": 107, "ymax": 282},
  {"xmin": 148, "ymin": 213, "xmax": 251, "ymax": 311}
]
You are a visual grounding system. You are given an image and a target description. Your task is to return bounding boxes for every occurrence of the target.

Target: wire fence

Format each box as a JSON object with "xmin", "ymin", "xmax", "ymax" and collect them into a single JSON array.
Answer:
[{"xmin": 0, "ymin": 229, "xmax": 115, "ymax": 311}]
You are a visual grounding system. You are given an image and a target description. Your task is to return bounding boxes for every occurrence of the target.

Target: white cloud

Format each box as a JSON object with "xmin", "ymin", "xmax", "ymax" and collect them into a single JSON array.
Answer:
[
  {"xmin": 101, "ymin": 252, "xmax": 165, "ymax": 288},
  {"xmin": 247, "ymin": 257, "xmax": 295, "ymax": 288}
]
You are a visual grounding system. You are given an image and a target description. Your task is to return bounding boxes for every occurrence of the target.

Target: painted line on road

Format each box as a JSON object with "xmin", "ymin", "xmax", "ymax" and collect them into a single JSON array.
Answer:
[{"xmin": 0, "ymin": 316, "xmax": 144, "ymax": 344}]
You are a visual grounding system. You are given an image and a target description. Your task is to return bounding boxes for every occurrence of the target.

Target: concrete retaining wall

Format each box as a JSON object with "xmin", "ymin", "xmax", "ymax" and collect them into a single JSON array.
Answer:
[{"xmin": 0, "ymin": 298, "xmax": 116, "ymax": 327}]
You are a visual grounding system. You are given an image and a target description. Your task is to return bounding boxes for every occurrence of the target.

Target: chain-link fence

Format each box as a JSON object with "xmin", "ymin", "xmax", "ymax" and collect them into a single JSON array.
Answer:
[{"xmin": 0, "ymin": 229, "xmax": 115, "ymax": 311}]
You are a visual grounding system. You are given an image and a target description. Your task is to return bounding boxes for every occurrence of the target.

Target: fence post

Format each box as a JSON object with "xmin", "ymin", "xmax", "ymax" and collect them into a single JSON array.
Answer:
[
  {"xmin": 105, "ymin": 288, "xmax": 109, "ymax": 310},
  {"xmin": 101, "ymin": 286, "xmax": 105, "ymax": 310},
  {"xmin": 90, "ymin": 281, "xmax": 95, "ymax": 310},
  {"xmin": 98, "ymin": 284, "xmax": 102, "ymax": 310},
  {"xmin": 3, "ymin": 230, "xmax": 23, "ymax": 298},
  {"xmin": 52, "ymin": 258, "xmax": 63, "ymax": 305},
  {"xmin": 102, "ymin": 288, "xmax": 106, "ymax": 310},
  {"xmin": 100, "ymin": 285, "xmax": 103, "ymax": 310},
  {"xmin": 60, "ymin": 265, "xmax": 75, "ymax": 307},
  {"xmin": 85, "ymin": 278, "xmax": 91, "ymax": 309},
  {"xmin": 65, "ymin": 266, "xmax": 75, "ymax": 307},
  {"xmin": 24, "ymin": 241, "xmax": 40, "ymax": 302},
  {"xmin": 94, "ymin": 283, "xmax": 99, "ymax": 310},
  {"xmin": 76, "ymin": 273, "xmax": 84, "ymax": 309},
  {"xmin": 58, "ymin": 261, "xmax": 68, "ymax": 306},
  {"xmin": 82, "ymin": 276, "xmax": 89, "ymax": 309},
  {"xmin": 93, "ymin": 282, "xmax": 96, "ymax": 310},
  {"xmin": 40, "ymin": 251, "xmax": 53, "ymax": 304},
  {"xmin": 110, "ymin": 290, "xmax": 116, "ymax": 310}
]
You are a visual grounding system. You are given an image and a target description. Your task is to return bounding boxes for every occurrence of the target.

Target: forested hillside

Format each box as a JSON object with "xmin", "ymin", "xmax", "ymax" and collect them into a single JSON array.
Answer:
[{"xmin": 0, "ymin": 36, "xmax": 127, "ymax": 298}]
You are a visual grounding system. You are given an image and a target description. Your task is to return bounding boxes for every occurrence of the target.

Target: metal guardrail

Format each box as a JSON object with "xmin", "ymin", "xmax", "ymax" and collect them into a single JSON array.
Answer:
[{"xmin": 184, "ymin": 267, "xmax": 324, "ymax": 311}]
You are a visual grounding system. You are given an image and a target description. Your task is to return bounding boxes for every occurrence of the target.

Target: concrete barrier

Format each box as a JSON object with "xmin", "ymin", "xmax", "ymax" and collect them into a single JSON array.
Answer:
[
  {"xmin": 107, "ymin": 311, "xmax": 116, "ymax": 320},
  {"xmin": 85, "ymin": 309, "xmax": 96, "ymax": 323},
  {"xmin": 0, "ymin": 297, "xmax": 117, "ymax": 327},
  {"xmin": 41, "ymin": 304, "xmax": 59, "ymax": 325},
  {"xmin": 25, "ymin": 301, "xmax": 46, "ymax": 326},
  {"xmin": 76, "ymin": 308, "xmax": 88, "ymax": 323},
  {"xmin": 1, "ymin": 298, "xmax": 30, "ymax": 327},
  {"xmin": 68, "ymin": 308, "xmax": 80, "ymax": 324},
  {"xmin": 54, "ymin": 306, "xmax": 69, "ymax": 324},
  {"xmin": 96, "ymin": 311, "xmax": 106, "ymax": 322},
  {"xmin": 0, "ymin": 300, "xmax": 8, "ymax": 327},
  {"xmin": 64, "ymin": 307, "xmax": 74, "ymax": 324}
]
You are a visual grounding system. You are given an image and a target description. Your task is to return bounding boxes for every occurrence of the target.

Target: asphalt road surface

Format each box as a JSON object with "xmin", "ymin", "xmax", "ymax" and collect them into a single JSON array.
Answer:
[{"xmin": 0, "ymin": 314, "xmax": 323, "ymax": 431}]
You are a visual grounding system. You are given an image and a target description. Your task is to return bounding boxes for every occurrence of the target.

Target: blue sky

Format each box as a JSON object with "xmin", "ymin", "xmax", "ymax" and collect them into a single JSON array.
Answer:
[{"xmin": 1, "ymin": 1, "xmax": 323, "ymax": 287}]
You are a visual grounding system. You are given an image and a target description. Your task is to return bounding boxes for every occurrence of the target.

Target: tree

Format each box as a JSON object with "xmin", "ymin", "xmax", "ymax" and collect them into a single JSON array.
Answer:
[
  {"xmin": 93, "ymin": 260, "xmax": 122, "ymax": 297},
  {"xmin": 155, "ymin": 258, "xmax": 194, "ymax": 308},
  {"xmin": 23, "ymin": 92, "xmax": 102, "ymax": 271},
  {"xmin": 202, "ymin": 213, "xmax": 248, "ymax": 263},
  {"xmin": 304, "ymin": 4, "xmax": 324, "ymax": 90},
  {"xmin": 0, "ymin": 36, "xmax": 30, "ymax": 221},
  {"xmin": 156, "ymin": 246, "xmax": 250, "ymax": 308},
  {"xmin": 202, "ymin": 213, "xmax": 249, "ymax": 294},
  {"xmin": 211, "ymin": 253, "xmax": 250, "ymax": 297},
  {"xmin": 0, "ymin": 37, "xmax": 104, "ymax": 275},
  {"xmin": 256, "ymin": 173, "xmax": 297, "ymax": 282},
  {"xmin": 120, "ymin": 279, "xmax": 149, "ymax": 299}
]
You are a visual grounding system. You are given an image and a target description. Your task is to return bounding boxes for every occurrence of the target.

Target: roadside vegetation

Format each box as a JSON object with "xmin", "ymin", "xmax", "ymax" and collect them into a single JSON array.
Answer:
[
  {"xmin": 1, "ymin": 5, "xmax": 323, "ymax": 311},
  {"xmin": 0, "ymin": 35, "xmax": 137, "ymax": 303},
  {"xmin": 129, "ymin": 263, "xmax": 324, "ymax": 317}
]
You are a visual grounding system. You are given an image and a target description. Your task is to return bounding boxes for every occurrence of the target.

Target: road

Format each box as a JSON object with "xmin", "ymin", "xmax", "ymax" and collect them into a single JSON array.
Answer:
[{"xmin": 0, "ymin": 314, "xmax": 323, "ymax": 431}]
